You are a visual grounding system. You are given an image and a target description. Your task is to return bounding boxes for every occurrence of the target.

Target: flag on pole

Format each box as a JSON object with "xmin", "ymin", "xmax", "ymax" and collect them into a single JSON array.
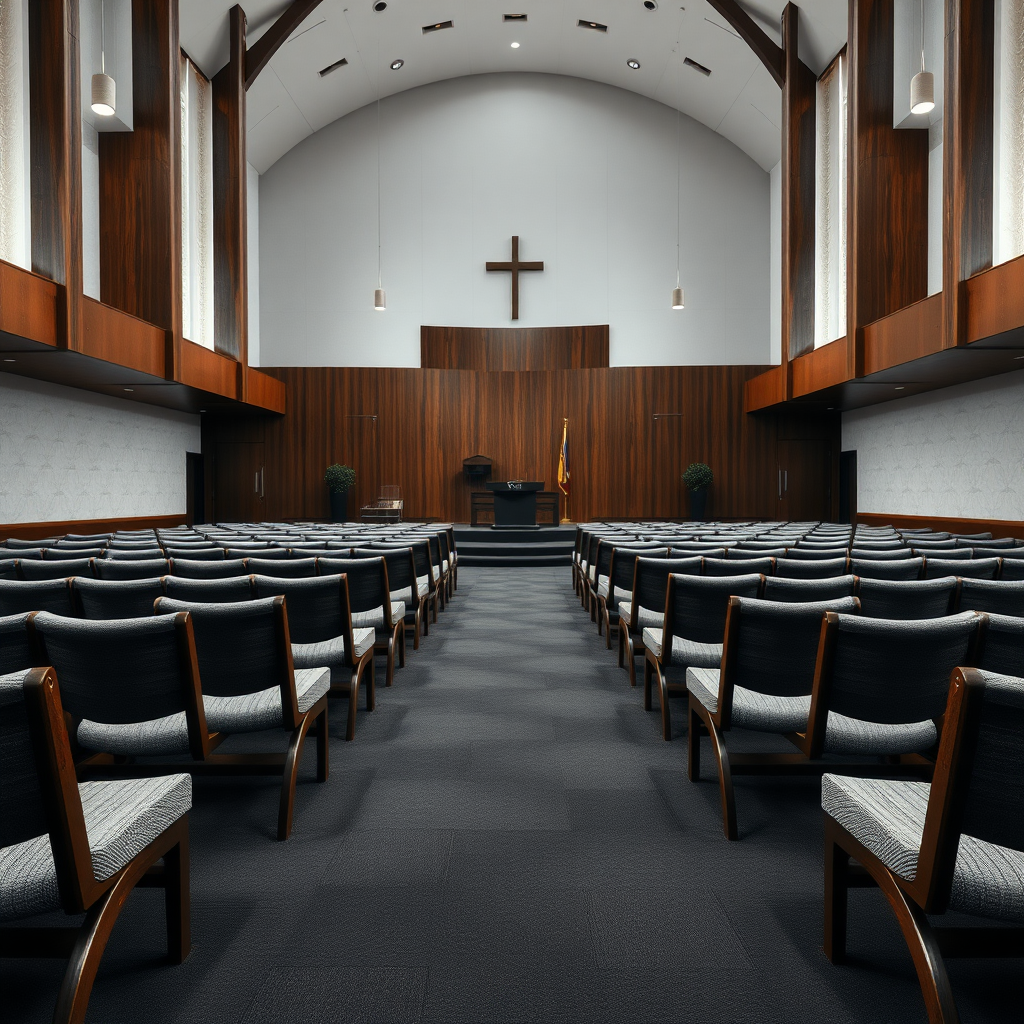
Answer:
[{"xmin": 557, "ymin": 418, "xmax": 570, "ymax": 500}]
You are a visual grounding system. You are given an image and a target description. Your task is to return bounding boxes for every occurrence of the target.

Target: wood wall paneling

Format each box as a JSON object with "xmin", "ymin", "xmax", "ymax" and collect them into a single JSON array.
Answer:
[
  {"xmin": 28, "ymin": 0, "xmax": 82, "ymax": 351},
  {"xmin": 81, "ymin": 298, "xmax": 167, "ymax": 377},
  {"xmin": 862, "ymin": 293, "xmax": 943, "ymax": 374},
  {"xmin": 420, "ymin": 325, "xmax": 610, "ymax": 370},
  {"xmin": 98, "ymin": 0, "xmax": 182, "ymax": 380},
  {"xmin": 244, "ymin": 368, "xmax": 287, "ymax": 413},
  {"xmin": 179, "ymin": 340, "xmax": 239, "ymax": 399},
  {"xmin": 965, "ymin": 255, "xmax": 1024, "ymax": 344},
  {"xmin": 0, "ymin": 261, "xmax": 59, "ymax": 347},
  {"xmin": 743, "ymin": 365, "xmax": 786, "ymax": 412},
  {"xmin": 1, "ymin": 514, "xmax": 187, "ymax": 543},
  {"xmin": 790, "ymin": 337, "xmax": 850, "ymax": 397}
]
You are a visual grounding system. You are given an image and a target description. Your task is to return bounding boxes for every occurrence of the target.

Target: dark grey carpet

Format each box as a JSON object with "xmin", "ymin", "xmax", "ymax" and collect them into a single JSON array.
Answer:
[{"xmin": 4, "ymin": 567, "xmax": 1018, "ymax": 1023}]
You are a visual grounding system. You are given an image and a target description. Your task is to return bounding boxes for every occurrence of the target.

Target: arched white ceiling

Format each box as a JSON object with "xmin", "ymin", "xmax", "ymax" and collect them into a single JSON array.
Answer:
[{"xmin": 180, "ymin": 0, "xmax": 847, "ymax": 174}]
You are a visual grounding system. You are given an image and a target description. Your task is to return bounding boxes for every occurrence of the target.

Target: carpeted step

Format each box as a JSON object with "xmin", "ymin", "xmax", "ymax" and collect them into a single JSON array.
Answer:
[{"xmin": 458, "ymin": 552, "xmax": 572, "ymax": 567}]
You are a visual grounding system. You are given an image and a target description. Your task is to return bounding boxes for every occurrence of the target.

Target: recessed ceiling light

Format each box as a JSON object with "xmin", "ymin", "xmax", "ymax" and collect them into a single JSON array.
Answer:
[
  {"xmin": 503, "ymin": 13, "xmax": 528, "ymax": 21},
  {"xmin": 643, "ymin": 0, "xmax": 658, "ymax": 8},
  {"xmin": 390, "ymin": 58, "xmax": 404, "ymax": 70},
  {"xmin": 199, "ymin": 409, "xmax": 207, "ymax": 413},
  {"xmin": 318, "ymin": 57, "xmax": 348, "ymax": 77},
  {"xmin": 894, "ymin": 386, "xmax": 905, "ymax": 391},
  {"xmin": 372, "ymin": 0, "xmax": 387, "ymax": 10},
  {"xmin": 627, "ymin": 58, "xmax": 640, "ymax": 69},
  {"xmin": 577, "ymin": 19, "xmax": 608, "ymax": 32},
  {"xmin": 3, "ymin": 358, "xmax": 15, "ymax": 363},
  {"xmin": 123, "ymin": 388, "xmax": 134, "ymax": 393},
  {"xmin": 510, "ymin": 41, "xmax": 520, "ymax": 48},
  {"xmin": 683, "ymin": 56, "xmax": 712, "ymax": 77},
  {"xmin": 1014, "ymin": 354, "xmax": 1024, "ymax": 360},
  {"xmin": 422, "ymin": 20, "xmax": 453, "ymax": 33}
]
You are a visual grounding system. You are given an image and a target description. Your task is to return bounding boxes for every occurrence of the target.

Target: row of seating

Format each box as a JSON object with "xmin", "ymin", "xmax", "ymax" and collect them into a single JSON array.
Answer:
[{"xmin": 570, "ymin": 519, "xmax": 1024, "ymax": 1024}]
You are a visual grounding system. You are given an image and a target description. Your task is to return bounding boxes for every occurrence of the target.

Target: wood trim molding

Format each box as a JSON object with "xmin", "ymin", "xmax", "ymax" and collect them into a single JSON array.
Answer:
[
  {"xmin": 0, "ymin": 261, "xmax": 59, "ymax": 348},
  {"xmin": 81, "ymin": 298, "xmax": 167, "ymax": 378},
  {"xmin": 790, "ymin": 337, "xmax": 850, "ymax": 397},
  {"xmin": 245, "ymin": 368, "xmax": 287, "ymax": 414},
  {"xmin": 965, "ymin": 255, "xmax": 1024, "ymax": 344},
  {"xmin": 855, "ymin": 512, "xmax": 1024, "ymax": 541},
  {"xmin": 1, "ymin": 514, "xmax": 188, "ymax": 543},
  {"xmin": 743, "ymin": 365, "xmax": 786, "ymax": 412},
  {"xmin": 179, "ymin": 339, "xmax": 239, "ymax": 399},
  {"xmin": 862, "ymin": 294, "xmax": 942, "ymax": 375},
  {"xmin": 421, "ymin": 325, "xmax": 610, "ymax": 370},
  {"xmin": 706, "ymin": 0, "xmax": 785, "ymax": 87},
  {"xmin": 245, "ymin": 0, "xmax": 326, "ymax": 89}
]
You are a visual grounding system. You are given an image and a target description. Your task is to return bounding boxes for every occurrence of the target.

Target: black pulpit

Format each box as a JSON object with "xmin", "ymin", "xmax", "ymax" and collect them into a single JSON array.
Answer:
[{"xmin": 485, "ymin": 481, "xmax": 544, "ymax": 528}]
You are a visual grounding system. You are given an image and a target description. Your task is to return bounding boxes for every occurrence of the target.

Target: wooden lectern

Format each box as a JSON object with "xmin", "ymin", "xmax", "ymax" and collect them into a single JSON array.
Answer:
[{"xmin": 485, "ymin": 481, "xmax": 544, "ymax": 528}]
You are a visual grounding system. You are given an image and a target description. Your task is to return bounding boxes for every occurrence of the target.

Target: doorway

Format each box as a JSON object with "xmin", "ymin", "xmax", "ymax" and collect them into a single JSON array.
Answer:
[
  {"xmin": 213, "ymin": 442, "xmax": 266, "ymax": 522},
  {"xmin": 839, "ymin": 450, "xmax": 857, "ymax": 524},
  {"xmin": 776, "ymin": 439, "xmax": 832, "ymax": 521},
  {"xmin": 186, "ymin": 452, "xmax": 204, "ymax": 526}
]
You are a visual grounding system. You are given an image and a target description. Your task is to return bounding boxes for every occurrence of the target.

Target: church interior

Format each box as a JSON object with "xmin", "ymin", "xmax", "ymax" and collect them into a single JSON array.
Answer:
[{"xmin": 1, "ymin": 0, "xmax": 1023, "ymax": 1022}]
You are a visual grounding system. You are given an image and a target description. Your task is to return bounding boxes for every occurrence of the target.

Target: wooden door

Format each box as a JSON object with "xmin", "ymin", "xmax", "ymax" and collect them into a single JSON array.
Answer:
[
  {"xmin": 651, "ymin": 413, "xmax": 684, "ymax": 519},
  {"xmin": 776, "ymin": 439, "xmax": 832, "ymax": 521},
  {"xmin": 337, "ymin": 414, "xmax": 380, "ymax": 518},
  {"xmin": 213, "ymin": 442, "xmax": 265, "ymax": 522}
]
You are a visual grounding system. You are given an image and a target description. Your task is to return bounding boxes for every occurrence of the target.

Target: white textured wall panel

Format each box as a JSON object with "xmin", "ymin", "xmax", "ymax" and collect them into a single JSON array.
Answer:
[
  {"xmin": 0, "ymin": 375, "xmax": 201, "ymax": 524},
  {"xmin": 842, "ymin": 371, "xmax": 1024, "ymax": 520}
]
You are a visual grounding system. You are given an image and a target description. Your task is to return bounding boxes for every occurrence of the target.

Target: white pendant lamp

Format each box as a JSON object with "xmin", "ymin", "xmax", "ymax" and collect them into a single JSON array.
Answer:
[
  {"xmin": 910, "ymin": 0, "xmax": 935, "ymax": 115},
  {"xmin": 91, "ymin": 2, "xmax": 116, "ymax": 117},
  {"xmin": 375, "ymin": 287, "xmax": 386, "ymax": 310},
  {"xmin": 672, "ymin": 283, "xmax": 685, "ymax": 310}
]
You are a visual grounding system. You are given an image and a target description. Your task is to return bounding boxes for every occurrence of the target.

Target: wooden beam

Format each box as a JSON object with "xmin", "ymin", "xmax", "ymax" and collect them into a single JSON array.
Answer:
[
  {"xmin": 943, "ymin": 0, "xmax": 994, "ymax": 348},
  {"xmin": 28, "ymin": 0, "xmax": 82, "ymax": 353},
  {"xmin": 245, "ymin": 0, "xmax": 326, "ymax": 90},
  {"xmin": 212, "ymin": 5, "xmax": 248, "ymax": 391},
  {"xmin": 706, "ymin": 0, "xmax": 785, "ymax": 87}
]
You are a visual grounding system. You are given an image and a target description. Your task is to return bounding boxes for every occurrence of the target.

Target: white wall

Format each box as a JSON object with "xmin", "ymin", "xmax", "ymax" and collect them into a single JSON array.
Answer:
[
  {"xmin": 259, "ymin": 73, "xmax": 771, "ymax": 368},
  {"xmin": 247, "ymin": 161, "xmax": 260, "ymax": 366},
  {"xmin": 842, "ymin": 370, "xmax": 1024, "ymax": 521},
  {"xmin": 0, "ymin": 374, "xmax": 201, "ymax": 525}
]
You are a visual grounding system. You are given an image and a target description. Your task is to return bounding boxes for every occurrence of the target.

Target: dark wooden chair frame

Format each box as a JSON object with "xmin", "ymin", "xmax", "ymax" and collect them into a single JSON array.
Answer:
[{"xmin": 0, "ymin": 667, "xmax": 191, "ymax": 1024}]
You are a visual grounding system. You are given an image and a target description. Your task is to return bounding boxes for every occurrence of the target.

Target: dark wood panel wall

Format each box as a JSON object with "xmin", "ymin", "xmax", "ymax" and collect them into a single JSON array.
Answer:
[
  {"xmin": 203, "ymin": 366, "xmax": 839, "ymax": 524},
  {"xmin": 420, "ymin": 325, "xmax": 610, "ymax": 370}
]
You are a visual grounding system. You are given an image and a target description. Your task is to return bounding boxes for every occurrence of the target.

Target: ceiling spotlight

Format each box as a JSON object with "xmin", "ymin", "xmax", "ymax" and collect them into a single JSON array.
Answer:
[
  {"xmin": 123, "ymin": 388, "xmax": 134, "ymax": 393},
  {"xmin": 372, "ymin": 0, "xmax": 387, "ymax": 10},
  {"xmin": 390, "ymin": 58, "xmax": 404, "ymax": 70},
  {"xmin": 627, "ymin": 58, "xmax": 640, "ymax": 69},
  {"xmin": 1014, "ymin": 354, "xmax": 1024, "ymax": 360},
  {"xmin": 511, "ymin": 41, "xmax": 520, "ymax": 48},
  {"xmin": 644, "ymin": 0, "xmax": 658, "ymax": 8},
  {"xmin": 3, "ymin": 357, "xmax": 15, "ymax": 363},
  {"xmin": 894, "ymin": 386, "xmax": 906, "ymax": 391},
  {"xmin": 199, "ymin": 409, "xmax": 207, "ymax": 414}
]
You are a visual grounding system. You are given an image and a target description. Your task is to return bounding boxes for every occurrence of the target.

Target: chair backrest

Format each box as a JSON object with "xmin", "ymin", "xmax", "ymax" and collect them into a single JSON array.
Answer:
[
  {"xmin": 93, "ymin": 557, "xmax": 170, "ymax": 581},
  {"xmin": 153, "ymin": 596, "xmax": 291, "ymax": 700},
  {"xmin": 669, "ymin": 546, "xmax": 727, "ymax": 559},
  {"xmin": 853, "ymin": 576, "xmax": 958, "ymax": 619},
  {"xmin": 763, "ymin": 575, "xmax": 857, "ymax": 603},
  {"xmin": 2, "ymin": 538, "xmax": 53, "ymax": 550},
  {"xmin": 608, "ymin": 546, "xmax": 670, "ymax": 593},
  {"xmin": 976, "ymin": 612, "xmax": 1024, "ymax": 677},
  {"xmin": 627, "ymin": 557, "xmax": 702, "ymax": 626},
  {"xmin": 973, "ymin": 544, "xmax": 1024, "ymax": 558},
  {"xmin": 18, "ymin": 558, "xmax": 94, "ymax": 581},
  {"xmin": 45, "ymin": 546, "xmax": 105, "ymax": 560},
  {"xmin": 958, "ymin": 579, "xmax": 1024, "ymax": 617},
  {"xmin": 316, "ymin": 557, "xmax": 389, "ymax": 615},
  {"xmin": 0, "ymin": 579, "xmax": 76, "ymax": 616},
  {"xmin": 785, "ymin": 548, "xmax": 849, "ymax": 561},
  {"xmin": 105, "ymin": 547, "xmax": 165, "ymax": 560},
  {"xmin": 72, "ymin": 577, "xmax": 165, "ymax": 619},
  {"xmin": 250, "ymin": 573, "xmax": 353, "ymax": 649},
  {"xmin": 227, "ymin": 546, "xmax": 287, "ymax": 560},
  {"xmin": 664, "ymin": 572, "xmax": 763, "ymax": 646},
  {"xmin": 169, "ymin": 557, "xmax": 248, "ymax": 579},
  {"xmin": 849, "ymin": 556, "xmax": 923, "ymax": 580},
  {"xmin": 774, "ymin": 556, "xmax": 849, "ymax": 579},
  {"xmin": 0, "ymin": 612, "xmax": 34, "ymax": 674},
  {"xmin": 728, "ymin": 546, "xmax": 787, "ymax": 559},
  {"xmin": 0, "ymin": 547, "xmax": 44, "ymax": 561},
  {"xmin": 848, "ymin": 547, "xmax": 914, "ymax": 561},
  {"xmin": 245, "ymin": 557, "xmax": 317, "ymax": 578},
  {"xmin": 164, "ymin": 546, "xmax": 225, "ymax": 561},
  {"xmin": 812, "ymin": 611, "xmax": 981, "ymax": 730},
  {"xmin": 163, "ymin": 575, "xmax": 255, "ymax": 602},
  {"xmin": 703, "ymin": 556, "xmax": 775, "ymax": 577},
  {"xmin": 377, "ymin": 548, "xmax": 417, "ymax": 602},
  {"xmin": 999, "ymin": 559, "xmax": 1024, "ymax": 581},
  {"xmin": 924, "ymin": 557, "xmax": 1000, "ymax": 581}
]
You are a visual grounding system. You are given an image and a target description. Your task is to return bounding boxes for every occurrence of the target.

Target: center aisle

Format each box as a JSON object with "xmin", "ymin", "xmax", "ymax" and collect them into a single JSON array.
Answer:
[{"xmin": 15, "ymin": 568, "xmax": 1005, "ymax": 1023}]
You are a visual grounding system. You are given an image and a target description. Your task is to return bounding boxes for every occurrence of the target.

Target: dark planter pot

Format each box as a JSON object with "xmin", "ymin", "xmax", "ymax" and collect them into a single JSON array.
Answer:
[
  {"xmin": 688, "ymin": 488, "xmax": 708, "ymax": 521},
  {"xmin": 329, "ymin": 490, "xmax": 348, "ymax": 523}
]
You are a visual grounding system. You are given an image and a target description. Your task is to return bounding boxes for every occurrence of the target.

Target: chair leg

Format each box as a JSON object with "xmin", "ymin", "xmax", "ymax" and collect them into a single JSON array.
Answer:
[
  {"xmin": 604, "ymin": 614, "xmax": 613, "ymax": 650},
  {"xmin": 654, "ymin": 664, "xmax": 672, "ymax": 741},
  {"xmin": 687, "ymin": 699, "xmax": 702, "ymax": 781},
  {"xmin": 704, "ymin": 715, "xmax": 738, "ymax": 840},
  {"xmin": 162, "ymin": 825, "xmax": 190, "ymax": 963},
  {"xmin": 617, "ymin": 624, "xmax": 625, "ymax": 667},
  {"xmin": 316, "ymin": 705, "xmax": 329, "ymax": 782},
  {"xmin": 278, "ymin": 710, "xmax": 317, "ymax": 840},
  {"xmin": 823, "ymin": 822, "xmax": 850, "ymax": 964},
  {"xmin": 398, "ymin": 623, "xmax": 407, "ymax": 668},
  {"xmin": 643, "ymin": 654, "xmax": 654, "ymax": 711},
  {"xmin": 385, "ymin": 637, "xmax": 395, "ymax": 687},
  {"xmin": 626, "ymin": 636, "xmax": 639, "ymax": 688},
  {"xmin": 345, "ymin": 672, "xmax": 360, "ymax": 741},
  {"xmin": 365, "ymin": 655, "xmax": 376, "ymax": 710}
]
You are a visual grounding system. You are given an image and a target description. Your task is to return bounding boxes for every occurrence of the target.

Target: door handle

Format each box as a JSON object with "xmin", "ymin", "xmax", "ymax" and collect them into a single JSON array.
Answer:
[
  {"xmin": 254, "ymin": 472, "xmax": 259, "ymax": 493},
  {"xmin": 260, "ymin": 467, "xmax": 265, "ymax": 499},
  {"xmin": 783, "ymin": 470, "xmax": 788, "ymax": 494},
  {"xmin": 778, "ymin": 469, "xmax": 782, "ymax": 499}
]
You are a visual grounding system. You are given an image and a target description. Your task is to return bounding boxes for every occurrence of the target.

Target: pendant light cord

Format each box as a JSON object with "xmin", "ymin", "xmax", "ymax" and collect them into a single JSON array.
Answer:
[
  {"xmin": 920, "ymin": 0, "xmax": 926, "ymax": 72},
  {"xmin": 376, "ymin": 30, "xmax": 382, "ymax": 290},
  {"xmin": 100, "ymin": 0, "xmax": 105, "ymax": 75}
]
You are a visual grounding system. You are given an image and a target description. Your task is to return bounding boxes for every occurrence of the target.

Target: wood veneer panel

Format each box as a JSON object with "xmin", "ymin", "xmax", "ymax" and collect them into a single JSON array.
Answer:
[
  {"xmin": 856, "ymin": 512, "xmax": 1024, "ymax": 541},
  {"xmin": 420, "ymin": 325, "xmax": 609, "ymax": 370},
  {"xmin": 744, "ymin": 366, "xmax": 786, "ymax": 411},
  {"xmin": 0, "ymin": 261, "xmax": 59, "ymax": 347},
  {"xmin": 965, "ymin": 256, "xmax": 1024, "ymax": 344},
  {"xmin": 245, "ymin": 368, "xmax": 286, "ymax": 413},
  {"xmin": 862, "ymin": 294, "xmax": 943, "ymax": 374},
  {"xmin": 81, "ymin": 298, "xmax": 166, "ymax": 378},
  {"xmin": 790, "ymin": 337, "xmax": 850, "ymax": 397},
  {"xmin": 179, "ymin": 340, "xmax": 239, "ymax": 399},
  {"xmin": 1, "ymin": 514, "xmax": 187, "ymax": 543}
]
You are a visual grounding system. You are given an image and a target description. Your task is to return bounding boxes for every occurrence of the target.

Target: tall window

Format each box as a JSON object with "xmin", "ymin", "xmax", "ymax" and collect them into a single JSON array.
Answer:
[
  {"xmin": 994, "ymin": 0, "xmax": 1024, "ymax": 265},
  {"xmin": 0, "ymin": 0, "xmax": 30, "ymax": 269},
  {"xmin": 181, "ymin": 54, "xmax": 214, "ymax": 348},
  {"xmin": 814, "ymin": 52, "xmax": 847, "ymax": 349}
]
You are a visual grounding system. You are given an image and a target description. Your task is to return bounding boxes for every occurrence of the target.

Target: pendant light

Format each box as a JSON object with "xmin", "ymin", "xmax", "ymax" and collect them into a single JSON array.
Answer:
[
  {"xmin": 91, "ymin": 1, "xmax": 116, "ymax": 117},
  {"xmin": 671, "ymin": 82, "xmax": 684, "ymax": 310},
  {"xmin": 910, "ymin": 0, "xmax": 934, "ymax": 115}
]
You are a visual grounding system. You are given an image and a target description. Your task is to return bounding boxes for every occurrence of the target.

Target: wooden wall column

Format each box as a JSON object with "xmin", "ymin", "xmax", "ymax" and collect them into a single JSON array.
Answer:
[
  {"xmin": 98, "ymin": 0, "xmax": 183, "ymax": 379},
  {"xmin": 213, "ymin": 5, "xmax": 248, "ymax": 395},
  {"xmin": 942, "ymin": 0, "xmax": 994, "ymax": 348},
  {"xmin": 846, "ymin": 0, "xmax": 929, "ymax": 377},
  {"xmin": 28, "ymin": 0, "xmax": 82, "ymax": 352}
]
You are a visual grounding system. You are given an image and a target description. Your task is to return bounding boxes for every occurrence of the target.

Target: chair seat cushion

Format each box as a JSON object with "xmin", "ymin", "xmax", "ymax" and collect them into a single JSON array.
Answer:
[
  {"xmin": 0, "ymin": 774, "xmax": 191, "ymax": 922},
  {"xmin": 351, "ymin": 602, "xmax": 406, "ymax": 631},
  {"xmin": 822, "ymin": 774, "xmax": 1024, "ymax": 923},
  {"xmin": 292, "ymin": 627, "xmax": 375, "ymax": 678},
  {"xmin": 596, "ymin": 577, "xmax": 631, "ymax": 605},
  {"xmin": 686, "ymin": 667, "xmax": 811, "ymax": 731},
  {"xmin": 203, "ymin": 667, "xmax": 329, "ymax": 732},
  {"xmin": 77, "ymin": 711, "xmax": 191, "ymax": 756},
  {"xmin": 619, "ymin": 603, "xmax": 662, "ymax": 632},
  {"xmin": 642, "ymin": 628, "xmax": 722, "ymax": 668},
  {"xmin": 821, "ymin": 712, "xmax": 937, "ymax": 755}
]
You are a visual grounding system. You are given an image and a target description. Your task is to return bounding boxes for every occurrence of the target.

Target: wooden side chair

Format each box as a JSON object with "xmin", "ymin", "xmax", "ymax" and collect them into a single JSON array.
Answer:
[
  {"xmin": 0, "ymin": 666, "xmax": 191, "ymax": 1024},
  {"xmin": 823, "ymin": 666, "xmax": 1024, "ymax": 1024},
  {"xmin": 975, "ymin": 611, "xmax": 1024, "ymax": 676},
  {"xmin": 644, "ymin": 573, "xmax": 763, "ymax": 741},
  {"xmin": 354, "ymin": 547, "xmax": 428, "ymax": 651},
  {"xmin": 958, "ymin": 578, "xmax": 1024, "ymax": 616},
  {"xmin": 0, "ymin": 579, "xmax": 77, "ymax": 617},
  {"xmin": 763, "ymin": 575, "xmax": 856, "ymax": 603},
  {"xmin": 72, "ymin": 577, "xmax": 166, "ymax": 619},
  {"xmin": 93, "ymin": 557, "xmax": 170, "ymax": 581},
  {"xmin": 1, "ymin": 611, "xmax": 35, "ymax": 673},
  {"xmin": 854, "ymin": 576, "xmax": 959, "ymax": 618},
  {"xmin": 597, "ymin": 546, "xmax": 669, "ymax": 645}
]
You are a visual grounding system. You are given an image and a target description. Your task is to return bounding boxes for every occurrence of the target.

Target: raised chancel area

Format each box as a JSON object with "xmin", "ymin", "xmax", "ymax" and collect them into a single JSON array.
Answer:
[{"xmin": 3, "ymin": 0, "xmax": 1024, "ymax": 1022}]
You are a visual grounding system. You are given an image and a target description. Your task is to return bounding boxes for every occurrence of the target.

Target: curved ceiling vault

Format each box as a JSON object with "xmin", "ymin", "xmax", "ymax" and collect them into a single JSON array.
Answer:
[{"xmin": 180, "ymin": 0, "xmax": 847, "ymax": 174}]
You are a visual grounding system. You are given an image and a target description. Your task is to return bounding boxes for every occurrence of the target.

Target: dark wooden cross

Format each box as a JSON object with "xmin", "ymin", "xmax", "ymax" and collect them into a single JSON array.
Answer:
[{"xmin": 486, "ymin": 236, "xmax": 544, "ymax": 320}]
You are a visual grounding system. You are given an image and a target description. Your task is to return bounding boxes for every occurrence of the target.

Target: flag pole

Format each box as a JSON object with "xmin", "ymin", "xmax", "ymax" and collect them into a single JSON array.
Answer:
[{"xmin": 559, "ymin": 417, "xmax": 571, "ymax": 524}]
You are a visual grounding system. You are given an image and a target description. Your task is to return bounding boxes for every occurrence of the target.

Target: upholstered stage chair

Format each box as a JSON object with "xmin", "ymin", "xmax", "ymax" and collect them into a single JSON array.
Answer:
[
  {"xmin": 849, "ymin": 557, "xmax": 924, "ymax": 580},
  {"xmin": 923, "ymin": 557, "xmax": 1000, "ymax": 580},
  {"xmin": 999, "ymin": 559, "xmax": 1024, "ymax": 581},
  {"xmin": 848, "ymin": 547, "xmax": 914, "ymax": 560},
  {"xmin": 45, "ymin": 547, "xmax": 105, "ymax": 560},
  {"xmin": 354, "ymin": 547, "xmax": 428, "ymax": 651},
  {"xmin": 0, "ymin": 666, "xmax": 192, "ymax": 1024},
  {"xmin": 703, "ymin": 556, "xmax": 775, "ymax": 577},
  {"xmin": 93, "ymin": 557, "xmax": 170, "ymax": 581},
  {"xmin": 163, "ymin": 547, "xmax": 225, "ymax": 561},
  {"xmin": 168, "ymin": 558, "xmax": 248, "ymax": 579},
  {"xmin": 0, "ymin": 612, "xmax": 34, "ymax": 673},
  {"xmin": 853, "ymin": 577, "xmax": 959, "ymax": 618},
  {"xmin": 18, "ymin": 559, "xmax": 94, "ymax": 581},
  {"xmin": 72, "ymin": 578, "xmax": 165, "ymax": 619},
  {"xmin": 976, "ymin": 612, "xmax": 1024, "ymax": 676},
  {"xmin": 822, "ymin": 667, "xmax": 1024, "ymax": 1024},
  {"xmin": 162, "ymin": 576, "xmax": 255, "ymax": 602},
  {"xmin": 763, "ymin": 575, "xmax": 856, "ymax": 602},
  {"xmin": 775, "ymin": 556, "xmax": 850, "ymax": 579},
  {"xmin": 597, "ymin": 546, "xmax": 670, "ymax": 645},
  {"xmin": 958, "ymin": 578, "xmax": 1024, "ymax": 616},
  {"xmin": 244, "ymin": 557, "xmax": 317, "ymax": 578},
  {"xmin": 0, "ymin": 579, "xmax": 77, "ymax": 616}
]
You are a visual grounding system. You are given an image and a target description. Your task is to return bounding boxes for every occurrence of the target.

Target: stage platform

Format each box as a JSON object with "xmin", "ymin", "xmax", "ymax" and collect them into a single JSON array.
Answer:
[{"xmin": 454, "ymin": 524, "xmax": 575, "ymax": 567}]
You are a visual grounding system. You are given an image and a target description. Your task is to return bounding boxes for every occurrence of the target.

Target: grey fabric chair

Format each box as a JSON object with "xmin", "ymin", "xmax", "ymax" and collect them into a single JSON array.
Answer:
[
  {"xmin": 2, "ymin": 538, "xmax": 53, "ymax": 550},
  {"xmin": 44, "ymin": 547, "xmax": 105, "ymax": 560},
  {"xmin": 686, "ymin": 595, "xmax": 860, "ymax": 839},
  {"xmin": 371, "ymin": 540, "xmax": 439, "ymax": 630},
  {"xmin": 849, "ymin": 547, "xmax": 913, "ymax": 560},
  {"xmin": 669, "ymin": 545, "xmax": 727, "ymax": 559},
  {"xmin": 854, "ymin": 577, "xmax": 959, "ymax": 619},
  {"xmin": 763, "ymin": 575, "xmax": 857, "ymax": 603},
  {"xmin": 0, "ymin": 579, "xmax": 76, "ymax": 616},
  {"xmin": 0, "ymin": 612, "xmax": 34, "ymax": 673},
  {"xmin": 169, "ymin": 558, "xmax": 248, "ymax": 579},
  {"xmin": 822, "ymin": 667, "xmax": 1024, "ymax": 1024},
  {"xmin": 703, "ymin": 557, "xmax": 775, "ymax": 577},
  {"xmin": 72, "ymin": 578, "xmax": 165, "ymax": 619},
  {"xmin": 775, "ymin": 556, "xmax": 849, "ymax": 579},
  {"xmin": 0, "ymin": 666, "xmax": 191, "ymax": 1024},
  {"xmin": 105, "ymin": 547, "xmax": 165, "ymax": 560},
  {"xmin": 958, "ymin": 578, "xmax": 1024, "ymax": 617},
  {"xmin": 244, "ymin": 557, "xmax": 317, "ymax": 578},
  {"xmin": 0, "ymin": 559, "xmax": 18, "ymax": 581},
  {"xmin": 354, "ymin": 547, "xmax": 428, "ymax": 651},
  {"xmin": 162, "ymin": 576, "xmax": 255, "ymax": 602},
  {"xmin": 225, "ymin": 546, "xmax": 282, "ymax": 559},
  {"xmin": 976, "ymin": 612, "xmax": 1024, "ymax": 677},
  {"xmin": 93, "ymin": 557, "xmax": 170, "ymax": 581},
  {"xmin": 597, "ymin": 546, "xmax": 670, "ymax": 646},
  {"xmin": 850, "ymin": 557, "xmax": 924, "ymax": 580},
  {"xmin": 18, "ymin": 558, "xmax": 94, "ymax": 581},
  {"xmin": 251, "ymin": 574, "xmax": 375, "ymax": 741},
  {"xmin": 973, "ymin": 544, "xmax": 1024, "ymax": 558},
  {"xmin": 785, "ymin": 548, "xmax": 849, "ymax": 561},
  {"xmin": 0, "ymin": 547, "xmax": 44, "ymax": 561},
  {"xmin": 643, "ymin": 572, "xmax": 763, "ymax": 740},
  {"xmin": 924, "ymin": 557, "xmax": 1000, "ymax": 580},
  {"xmin": 728, "ymin": 546, "xmax": 787, "ymax": 559},
  {"xmin": 999, "ymin": 558, "xmax": 1024, "ymax": 581},
  {"xmin": 313, "ymin": 557, "xmax": 403, "ymax": 687},
  {"xmin": 164, "ymin": 547, "xmax": 224, "ymax": 561}
]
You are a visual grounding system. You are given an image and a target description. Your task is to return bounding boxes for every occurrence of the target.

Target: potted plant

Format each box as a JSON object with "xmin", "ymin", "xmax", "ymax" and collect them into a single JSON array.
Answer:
[
  {"xmin": 682, "ymin": 462, "xmax": 713, "ymax": 521},
  {"xmin": 324, "ymin": 463, "xmax": 356, "ymax": 523}
]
